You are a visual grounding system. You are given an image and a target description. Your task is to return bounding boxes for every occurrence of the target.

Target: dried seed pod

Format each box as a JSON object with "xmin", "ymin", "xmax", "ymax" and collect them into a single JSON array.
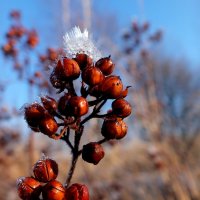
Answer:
[
  {"xmin": 101, "ymin": 118, "xmax": 128, "ymax": 139},
  {"xmin": 88, "ymin": 84, "xmax": 102, "ymax": 97},
  {"xmin": 74, "ymin": 53, "xmax": 93, "ymax": 69},
  {"xmin": 33, "ymin": 158, "xmax": 58, "ymax": 183},
  {"xmin": 100, "ymin": 75, "xmax": 123, "ymax": 99},
  {"xmin": 82, "ymin": 142, "xmax": 105, "ymax": 165},
  {"xmin": 62, "ymin": 58, "xmax": 80, "ymax": 80},
  {"xmin": 82, "ymin": 66, "xmax": 104, "ymax": 86},
  {"xmin": 65, "ymin": 183, "xmax": 89, "ymax": 200},
  {"xmin": 42, "ymin": 180, "xmax": 65, "ymax": 200},
  {"xmin": 95, "ymin": 56, "xmax": 114, "ymax": 75},
  {"xmin": 57, "ymin": 93, "xmax": 71, "ymax": 115},
  {"xmin": 50, "ymin": 73, "xmax": 65, "ymax": 89},
  {"xmin": 54, "ymin": 60, "xmax": 65, "ymax": 79},
  {"xmin": 112, "ymin": 98, "xmax": 132, "ymax": 118},
  {"xmin": 24, "ymin": 103, "xmax": 45, "ymax": 129},
  {"xmin": 67, "ymin": 96, "xmax": 89, "ymax": 117},
  {"xmin": 41, "ymin": 96, "xmax": 57, "ymax": 114},
  {"xmin": 17, "ymin": 177, "xmax": 42, "ymax": 200},
  {"xmin": 39, "ymin": 115, "xmax": 58, "ymax": 137}
]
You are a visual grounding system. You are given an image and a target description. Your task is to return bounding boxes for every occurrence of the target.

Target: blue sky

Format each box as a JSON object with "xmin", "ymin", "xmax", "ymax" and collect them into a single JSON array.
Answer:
[
  {"xmin": 0, "ymin": 0, "xmax": 199, "ymax": 110},
  {"xmin": 95, "ymin": 0, "xmax": 200, "ymax": 65}
]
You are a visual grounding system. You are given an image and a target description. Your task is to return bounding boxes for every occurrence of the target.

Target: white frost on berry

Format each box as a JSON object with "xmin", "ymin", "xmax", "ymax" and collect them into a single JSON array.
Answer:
[
  {"xmin": 63, "ymin": 26, "xmax": 102, "ymax": 62},
  {"xmin": 16, "ymin": 177, "xmax": 25, "ymax": 186}
]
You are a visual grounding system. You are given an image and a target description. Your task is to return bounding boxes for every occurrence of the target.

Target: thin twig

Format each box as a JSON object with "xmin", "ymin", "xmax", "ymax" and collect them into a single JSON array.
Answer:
[
  {"xmin": 65, "ymin": 126, "xmax": 84, "ymax": 187},
  {"xmin": 80, "ymin": 99, "xmax": 107, "ymax": 125},
  {"xmin": 52, "ymin": 126, "xmax": 67, "ymax": 140}
]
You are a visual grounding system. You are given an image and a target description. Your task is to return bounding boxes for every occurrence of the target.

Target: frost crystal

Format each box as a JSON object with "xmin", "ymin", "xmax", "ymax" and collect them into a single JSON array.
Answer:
[{"xmin": 63, "ymin": 26, "xmax": 102, "ymax": 62}]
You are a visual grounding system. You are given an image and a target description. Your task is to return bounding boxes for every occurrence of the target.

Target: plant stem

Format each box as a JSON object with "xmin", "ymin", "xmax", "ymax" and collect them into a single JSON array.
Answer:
[
  {"xmin": 80, "ymin": 99, "xmax": 107, "ymax": 125},
  {"xmin": 65, "ymin": 126, "xmax": 84, "ymax": 187}
]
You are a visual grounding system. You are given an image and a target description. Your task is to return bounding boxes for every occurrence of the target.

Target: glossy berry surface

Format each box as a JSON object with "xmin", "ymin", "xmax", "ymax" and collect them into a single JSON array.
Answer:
[
  {"xmin": 82, "ymin": 142, "xmax": 105, "ymax": 165},
  {"xmin": 24, "ymin": 103, "xmax": 45, "ymax": 129},
  {"xmin": 112, "ymin": 98, "xmax": 132, "ymax": 118},
  {"xmin": 62, "ymin": 58, "xmax": 80, "ymax": 80},
  {"xmin": 17, "ymin": 177, "xmax": 42, "ymax": 200},
  {"xmin": 82, "ymin": 66, "xmax": 104, "ymax": 86},
  {"xmin": 39, "ymin": 115, "xmax": 58, "ymax": 137},
  {"xmin": 42, "ymin": 180, "xmax": 65, "ymax": 200},
  {"xmin": 100, "ymin": 76, "xmax": 123, "ymax": 99},
  {"xmin": 101, "ymin": 118, "xmax": 128, "ymax": 139},
  {"xmin": 66, "ymin": 183, "xmax": 89, "ymax": 200},
  {"xmin": 33, "ymin": 158, "xmax": 58, "ymax": 183},
  {"xmin": 41, "ymin": 96, "xmax": 57, "ymax": 114},
  {"xmin": 95, "ymin": 56, "xmax": 114, "ymax": 75},
  {"xmin": 74, "ymin": 53, "xmax": 93, "ymax": 69},
  {"xmin": 57, "ymin": 93, "xmax": 71, "ymax": 115},
  {"xmin": 67, "ymin": 96, "xmax": 89, "ymax": 117}
]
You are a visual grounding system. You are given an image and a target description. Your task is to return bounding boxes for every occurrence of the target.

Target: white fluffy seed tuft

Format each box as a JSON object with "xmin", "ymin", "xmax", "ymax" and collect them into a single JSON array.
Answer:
[{"xmin": 63, "ymin": 26, "xmax": 102, "ymax": 62}]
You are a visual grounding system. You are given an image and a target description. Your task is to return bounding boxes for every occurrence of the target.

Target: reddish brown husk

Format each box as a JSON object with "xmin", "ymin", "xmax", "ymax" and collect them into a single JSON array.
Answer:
[
  {"xmin": 33, "ymin": 158, "xmax": 58, "ymax": 183},
  {"xmin": 67, "ymin": 96, "xmax": 89, "ymax": 117},
  {"xmin": 57, "ymin": 93, "xmax": 72, "ymax": 115},
  {"xmin": 17, "ymin": 177, "xmax": 42, "ymax": 200},
  {"xmin": 39, "ymin": 115, "xmax": 58, "ymax": 137},
  {"xmin": 42, "ymin": 180, "xmax": 65, "ymax": 200},
  {"xmin": 62, "ymin": 58, "xmax": 80, "ymax": 80},
  {"xmin": 101, "ymin": 118, "xmax": 128, "ymax": 139},
  {"xmin": 24, "ymin": 103, "xmax": 45, "ymax": 128},
  {"xmin": 82, "ymin": 142, "xmax": 105, "ymax": 165},
  {"xmin": 66, "ymin": 183, "xmax": 89, "ymax": 200},
  {"xmin": 100, "ymin": 75, "xmax": 123, "ymax": 99},
  {"xmin": 112, "ymin": 98, "xmax": 132, "ymax": 118},
  {"xmin": 95, "ymin": 56, "xmax": 115, "ymax": 75},
  {"xmin": 82, "ymin": 66, "xmax": 104, "ymax": 86},
  {"xmin": 74, "ymin": 53, "xmax": 93, "ymax": 69},
  {"xmin": 41, "ymin": 96, "xmax": 57, "ymax": 114}
]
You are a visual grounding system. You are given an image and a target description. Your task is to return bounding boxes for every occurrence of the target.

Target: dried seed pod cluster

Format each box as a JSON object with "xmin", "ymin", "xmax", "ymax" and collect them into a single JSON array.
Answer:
[
  {"xmin": 17, "ymin": 157, "xmax": 89, "ymax": 200},
  {"xmin": 18, "ymin": 27, "xmax": 132, "ymax": 200}
]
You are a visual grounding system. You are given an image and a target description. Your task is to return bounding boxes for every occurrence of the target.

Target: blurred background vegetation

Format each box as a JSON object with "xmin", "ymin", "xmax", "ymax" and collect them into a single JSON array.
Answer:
[{"xmin": 0, "ymin": 0, "xmax": 200, "ymax": 199}]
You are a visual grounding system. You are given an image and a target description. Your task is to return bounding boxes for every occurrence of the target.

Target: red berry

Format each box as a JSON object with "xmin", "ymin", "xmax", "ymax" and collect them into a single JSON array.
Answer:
[
  {"xmin": 57, "ymin": 93, "xmax": 71, "ymax": 115},
  {"xmin": 62, "ymin": 58, "xmax": 80, "ymax": 80},
  {"xmin": 66, "ymin": 183, "xmax": 89, "ymax": 200},
  {"xmin": 42, "ymin": 180, "xmax": 65, "ymax": 200},
  {"xmin": 82, "ymin": 142, "xmax": 105, "ymax": 165},
  {"xmin": 41, "ymin": 96, "xmax": 57, "ymax": 114},
  {"xmin": 82, "ymin": 66, "xmax": 104, "ymax": 86},
  {"xmin": 33, "ymin": 158, "xmax": 58, "ymax": 183},
  {"xmin": 39, "ymin": 115, "xmax": 58, "ymax": 137},
  {"xmin": 74, "ymin": 53, "xmax": 93, "ymax": 69},
  {"xmin": 112, "ymin": 98, "xmax": 132, "ymax": 118},
  {"xmin": 88, "ymin": 85, "xmax": 102, "ymax": 97},
  {"xmin": 17, "ymin": 177, "xmax": 42, "ymax": 200},
  {"xmin": 95, "ymin": 56, "xmax": 114, "ymax": 75},
  {"xmin": 67, "ymin": 96, "xmax": 89, "ymax": 117},
  {"xmin": 100, "ymin": 76, "xmax": 123, "ymax": 99},
  {"xmin": 101, "ymin": 118, "xmax": 128, "ymax": 139},
  {"xmin": 24, "ymin": 103, "xmax": 45, "ymax": 129}
]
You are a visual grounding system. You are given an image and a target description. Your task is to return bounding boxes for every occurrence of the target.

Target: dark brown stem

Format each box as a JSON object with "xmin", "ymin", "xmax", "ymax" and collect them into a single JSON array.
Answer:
[
  {"xmin": 52, "ymin": 126, "xmax": 67, "ymax": 140},
  {"xmin": 80, "ymin": 99, "xmax": 107, "ymax": 125},
  {"xmin": 53, "ymin": 111, "xmax": 65, "ymax": 120},
  {"xmin": 94, "ymin": 112, "xmax": 113, "ymax": 118},
  {"xmin": 65, "ymin": 128, "xmax": 74, "ymax": 151},
  {"xmin": 88, "ymin": 96, "xmax": 104, "ymax": 107},
  {"xmin": 67, "ymin": 81, "xmax": 77, "ymax": 96},
  {"xmin": 65, "ymin": 126, "xmax": 84, "ymax": 187}
]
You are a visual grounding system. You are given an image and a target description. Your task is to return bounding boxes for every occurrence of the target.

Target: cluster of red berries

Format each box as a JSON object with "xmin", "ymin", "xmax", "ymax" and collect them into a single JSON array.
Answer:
[
  {"xmin": 1, "ymin": 11, "xmax": 39, "ymax": 58},
  {"xmin": 19, "ymin": 52, "xmax": 132, "ymax": 199},
  {"xmin": 17, "ymin": 157, "xmax": 89, "ymax": 200}
]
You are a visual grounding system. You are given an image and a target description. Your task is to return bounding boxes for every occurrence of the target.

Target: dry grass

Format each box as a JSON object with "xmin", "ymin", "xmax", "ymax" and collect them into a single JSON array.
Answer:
[{"xmin": 1, "ymin": 132, "xmax": 200, "ymax": 200}]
